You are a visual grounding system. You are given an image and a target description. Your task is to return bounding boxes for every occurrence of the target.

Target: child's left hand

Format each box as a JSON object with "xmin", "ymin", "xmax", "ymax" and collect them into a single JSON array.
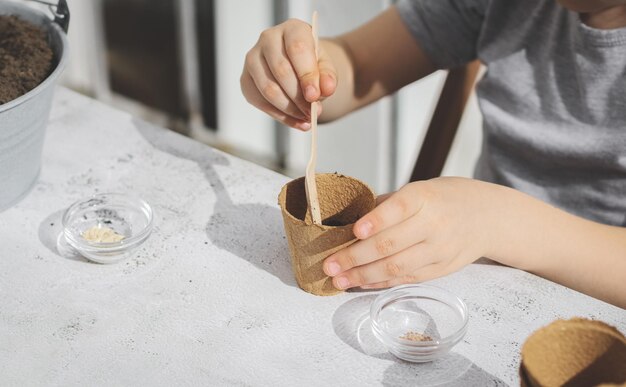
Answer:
[{"xmin": 323, "ymin": 177, "xmax": 504, "ymax": 289}]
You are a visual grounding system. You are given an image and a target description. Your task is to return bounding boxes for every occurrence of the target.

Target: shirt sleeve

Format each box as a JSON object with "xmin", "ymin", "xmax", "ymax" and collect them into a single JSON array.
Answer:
[{"xmin": 396, "ymin": 0, "xmax": 489, "ymax": 69}]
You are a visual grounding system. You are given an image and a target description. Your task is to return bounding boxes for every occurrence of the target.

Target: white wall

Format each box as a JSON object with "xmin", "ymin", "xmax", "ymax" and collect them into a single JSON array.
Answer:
[
  {"xmin": 441, "ymin": 87, "xmax": 483, "ymax": 179},
  {"xmin": 394, "ymin": 71, "xmax": 445, "ymax": 187},
  {"xmin": 394, "ymin": 71, "xmax": 484, "ymax": 188},
  {"xmin": 58, "ymin": 0, "xmax": 484, "ymax": 192},
  {"xmin": 214, "ymin": 0, "xmax": 276, "ymax": 157},
  {"xmin": 59, "ymin": 0, "xmax": 109, "ymax": 99},
  {"xmin": 60, "ymin": 0, "xmax": 279, "ymax": 159}
]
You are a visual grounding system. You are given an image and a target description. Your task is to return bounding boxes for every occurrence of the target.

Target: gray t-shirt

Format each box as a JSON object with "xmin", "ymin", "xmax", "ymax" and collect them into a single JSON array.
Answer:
[{"xmin": 397, "ymin": 0, "xmax": 626, "ymax": 226}]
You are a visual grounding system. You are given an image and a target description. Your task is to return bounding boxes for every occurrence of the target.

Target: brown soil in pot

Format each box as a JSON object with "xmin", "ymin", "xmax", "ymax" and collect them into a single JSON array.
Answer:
[{"xmin": 0, "ymin": 15, "xmax": 54, "ymax": 105}]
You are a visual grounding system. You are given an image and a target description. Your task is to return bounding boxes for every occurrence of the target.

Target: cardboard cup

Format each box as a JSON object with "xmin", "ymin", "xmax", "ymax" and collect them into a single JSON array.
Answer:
[
  {"xmin": 278, "ymin": 173, "xmax": 376, "ymax": 296},
  {"xmin": 520, "ymin": 318, "xmax": 626, "ymax": 386}
]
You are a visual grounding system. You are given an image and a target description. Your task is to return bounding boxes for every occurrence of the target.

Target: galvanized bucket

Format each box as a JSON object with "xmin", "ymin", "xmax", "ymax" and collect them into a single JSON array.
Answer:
[{"xmin": 0, "ymin": 0, "xmax": 69, "ymax": 211}]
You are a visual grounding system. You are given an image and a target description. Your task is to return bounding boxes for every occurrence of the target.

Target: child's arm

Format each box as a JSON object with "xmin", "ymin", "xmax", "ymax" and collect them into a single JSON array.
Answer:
[
  {"xmin": 240, "ymin": 6, "xmax": 436, "ymax": 129},
  {"xmin": 323, "ymin": 177, "xmax": 626, "ymax": 308}
]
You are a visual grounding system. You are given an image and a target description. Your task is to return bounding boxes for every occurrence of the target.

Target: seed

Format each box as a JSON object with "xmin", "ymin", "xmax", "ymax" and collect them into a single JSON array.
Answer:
[{"xmin": 400, "ymin": 331, "xmax": 433, "ymax": 342}]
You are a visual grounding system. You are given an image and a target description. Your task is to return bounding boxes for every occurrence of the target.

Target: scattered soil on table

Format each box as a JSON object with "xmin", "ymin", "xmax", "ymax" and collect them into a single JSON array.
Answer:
[{"xmin": 0, "ymin": 15, "xmax": 54, "ymax": 105}]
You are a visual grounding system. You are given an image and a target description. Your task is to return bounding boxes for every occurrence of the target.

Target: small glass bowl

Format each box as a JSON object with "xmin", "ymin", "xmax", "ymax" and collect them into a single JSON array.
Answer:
[
  {"xmin": 62, "ymin": 193, "xmax": 153, "ymax": 263},
  {"xmin": 370, "ymin": 284, "xmax": 468, "ymax": 363}
]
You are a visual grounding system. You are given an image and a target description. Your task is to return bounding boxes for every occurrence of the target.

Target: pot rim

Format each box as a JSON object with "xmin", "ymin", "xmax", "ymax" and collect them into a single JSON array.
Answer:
[{"xmin": 278, "ymin": 173, "xmax": 376, "ymax": 230}]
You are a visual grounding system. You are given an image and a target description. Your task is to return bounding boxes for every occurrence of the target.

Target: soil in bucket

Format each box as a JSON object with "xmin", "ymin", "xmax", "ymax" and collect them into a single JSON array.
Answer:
[{"xmin": 0, "ymin": 15, "xmax": 54, "ymax": 104}]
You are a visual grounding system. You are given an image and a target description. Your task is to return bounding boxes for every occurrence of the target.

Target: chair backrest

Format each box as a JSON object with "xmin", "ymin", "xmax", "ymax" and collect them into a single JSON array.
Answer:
[{"xmin": 409, "ymin": 60, "xmax": 481, "ymax": 182}]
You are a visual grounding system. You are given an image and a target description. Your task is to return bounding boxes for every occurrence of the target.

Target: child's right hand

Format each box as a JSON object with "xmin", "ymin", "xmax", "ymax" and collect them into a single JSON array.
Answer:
[{"xmin": 240, "ymin": 19, "xmax": 338, "ymax": 131}]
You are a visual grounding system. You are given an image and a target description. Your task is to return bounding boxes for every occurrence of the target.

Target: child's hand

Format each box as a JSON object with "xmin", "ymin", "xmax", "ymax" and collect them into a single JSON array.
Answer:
[
  {"xmin": 240, "ymin": 19, "xmax": 337, "ymax": 131},
  {"xmin": 323, "ymin": 177, "xmax": 501, "ymax": 289}
]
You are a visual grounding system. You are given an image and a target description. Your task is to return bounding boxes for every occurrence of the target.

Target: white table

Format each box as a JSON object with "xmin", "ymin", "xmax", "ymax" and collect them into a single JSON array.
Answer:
[{"xmin": 1, "ymin": 88, "xmax": 624, "ymax": 386}]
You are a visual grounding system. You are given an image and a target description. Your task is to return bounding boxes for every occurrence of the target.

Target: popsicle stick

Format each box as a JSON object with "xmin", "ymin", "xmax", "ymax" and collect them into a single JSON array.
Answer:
[{"xmin": 305, "ymin": 11, "xmax": 322, "ymax": 226}]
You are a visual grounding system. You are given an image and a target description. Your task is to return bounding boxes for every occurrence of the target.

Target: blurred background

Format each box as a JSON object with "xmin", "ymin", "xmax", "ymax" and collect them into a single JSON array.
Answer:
[{"xmin": 55, "ymin": 0, "xmax": 483, "ymax": 194}]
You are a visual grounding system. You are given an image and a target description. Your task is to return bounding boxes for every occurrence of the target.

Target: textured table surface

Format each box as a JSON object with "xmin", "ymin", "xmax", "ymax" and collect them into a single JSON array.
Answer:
[{"xmin": 1, "ymin": 88, "xmax": 624, "ymax": 386}]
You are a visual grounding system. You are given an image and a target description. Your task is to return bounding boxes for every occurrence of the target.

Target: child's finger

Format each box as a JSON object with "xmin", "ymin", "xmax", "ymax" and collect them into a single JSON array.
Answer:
[
  {"xmin": 353, "ymin": 185, "xmax": 425, "ymax": 239},
  {"xmin": 318, "ymin": 49, "xmax": 337, "ymax": 97},
  {"xmin": 323, "ymin": 215, "xmax": 426, "ymax": 276},
  {"xmin": 376, "ymin": 192, "xmax": 394, "ymax": 206},
  {"xmin": 331, "ymin": 243, "xmax": 435, "ymax": 290},
  {"xmin": 241, "ymin": 71, "xmax": 311, "ymax": 130},
  {"xmin": 283, "ymin": 20, "xmax": 320, "ymax": 102}
]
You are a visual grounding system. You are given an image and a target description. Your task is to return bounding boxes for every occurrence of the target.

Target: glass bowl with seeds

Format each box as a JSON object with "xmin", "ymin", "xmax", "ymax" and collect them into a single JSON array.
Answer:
[
  {"xmin": 62, "ymin": 193, "xmax": 153, "ymax": 263},
  {"xmin": 370, "ymin": 284, "xmax": 468, "ymax": 363}
]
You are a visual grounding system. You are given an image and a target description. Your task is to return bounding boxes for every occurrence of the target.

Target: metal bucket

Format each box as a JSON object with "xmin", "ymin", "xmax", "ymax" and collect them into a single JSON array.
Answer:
[{"xmin": 0, "ymin": 0, "xmax": 69, "ymax": 211}]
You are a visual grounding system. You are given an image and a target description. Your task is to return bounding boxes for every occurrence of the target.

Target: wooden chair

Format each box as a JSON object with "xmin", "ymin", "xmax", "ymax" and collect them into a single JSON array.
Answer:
[{"xmin": 409, "ymin": 60, "xmax": 481, "ymax": 182}]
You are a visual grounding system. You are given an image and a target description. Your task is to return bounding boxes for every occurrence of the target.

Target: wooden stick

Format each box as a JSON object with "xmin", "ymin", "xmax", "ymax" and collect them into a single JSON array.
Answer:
[{"xmin": 305, "ymin": 11, "xmax": 322, "ymax": 226}]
